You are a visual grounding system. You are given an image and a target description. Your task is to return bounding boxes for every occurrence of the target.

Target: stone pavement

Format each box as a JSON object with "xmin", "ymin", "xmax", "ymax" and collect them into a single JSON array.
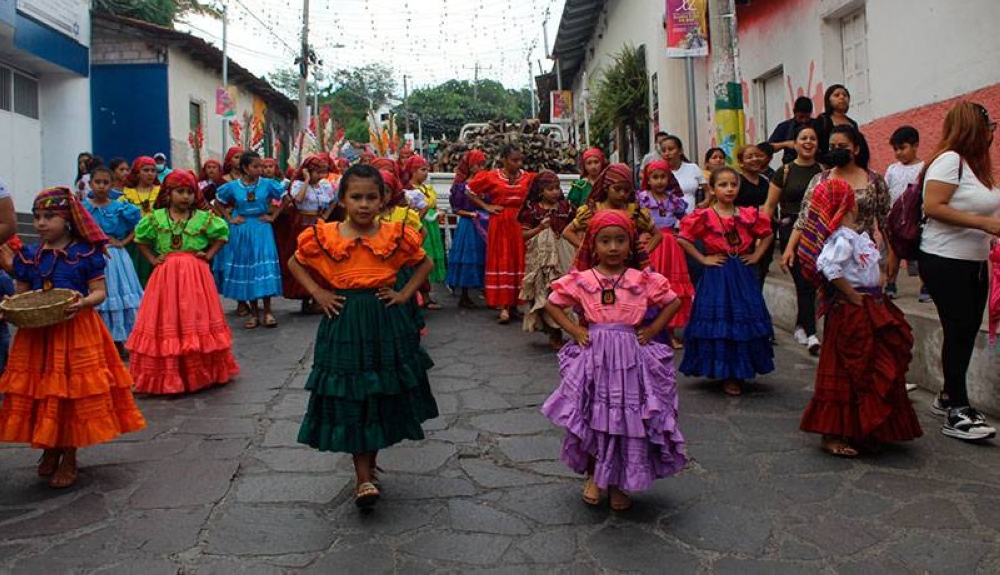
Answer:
[{"xmin": 1, "ymin": 294, "xmax": 999, "ymax": 574}]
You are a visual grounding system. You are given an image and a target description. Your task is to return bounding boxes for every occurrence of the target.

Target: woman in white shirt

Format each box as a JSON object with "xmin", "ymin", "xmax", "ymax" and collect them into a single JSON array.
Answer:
[{"xmin": 919, "ymin": 102, "xmax": 1000, "ymax": 442}]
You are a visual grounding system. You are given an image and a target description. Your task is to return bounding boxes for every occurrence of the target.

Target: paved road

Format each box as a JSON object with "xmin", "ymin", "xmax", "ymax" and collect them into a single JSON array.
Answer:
[{"xmin": 1, "ymin": 293, "xmax": 998, "ymax": 574}]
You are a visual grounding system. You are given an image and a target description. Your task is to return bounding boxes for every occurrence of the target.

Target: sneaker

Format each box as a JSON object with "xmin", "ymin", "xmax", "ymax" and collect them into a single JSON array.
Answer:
[
  {"xmin": 885, "ymin": 283, "xmax": 898, "ymax": 300},
  {"xmin": 918, "ymin": 286, "xmax": 932, "ymax": 303},
  {"xmin": 793, "ymin": 326, "xmax": 808, "ymax": 345},
  {"xmin": 806, "ymin": 335, "xmax": 821, "ymax": 356},
  {"xmin": 929, "ymin": 394, "xmax": 950, "ymax": 417},
  {"xmin": 905, "ymin": 383, "xmax": 918, "ymax": 393},
  {"xmin": 942, "ymin": 407, "xmax": 997, "ymax": 441}
]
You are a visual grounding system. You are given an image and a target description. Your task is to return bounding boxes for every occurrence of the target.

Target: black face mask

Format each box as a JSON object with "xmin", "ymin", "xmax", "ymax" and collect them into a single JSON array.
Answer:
[{"xmin": 826, "ymin": 148, "xmax": 853, "ymax": 168}]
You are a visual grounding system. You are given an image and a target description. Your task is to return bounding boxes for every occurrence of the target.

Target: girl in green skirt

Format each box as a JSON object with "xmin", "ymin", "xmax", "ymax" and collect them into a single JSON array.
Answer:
[
  {"xmin": 403, "ymin": 155, "xmax": 446, "ymax": 309},
  {"xmin": 288, "ymin": 164, "xmax": 438, "ymax": 508}
]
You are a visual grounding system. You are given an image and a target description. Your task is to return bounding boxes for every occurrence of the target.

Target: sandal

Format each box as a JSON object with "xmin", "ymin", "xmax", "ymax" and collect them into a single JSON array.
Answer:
[
  {"xmin": 723, "ymin": 380, "xmax": 742, "ymax": 396},
  {"xmin": 355, "ymin": 481, "xmax": 380, "ymax": 508},
  {"xmin": 609, "ymin": 486, "xmax": 631, "ymax": 511},
  {"xmin": 49, "ymin": 458, "xmax": 78, "ymax": 489},
  {"xmin": 670, "ymin": 336, "xmax": 684, "ymax": 350},
  {"xmin": 424, "ymin": 301, "xmax": 442, "ymax": 310},
  {"xmin": 262, "ymin": 313, "xmax": 278, "ymax": 328},
  {"xmin": 582, "ymin": 475, "xmax": 601, "ymax": 506},
  {"xmin": 236, "ymin": 302, "xmax": 250, "ymax": 317},
  {"xmin": 497, "ymin": 309, "xmax": 510, "ymax": 325},
  {"xmin": 37, "ymin": 449, "xmax": 61, "ymax": 478},
  {"xmin": 369, "ymin": 464, "xmax": 385, "ymax": 489},
  {"xmin": 244, "ymin": 316, "xmax": 260, "ymax": 330},
  {"xmin": 821, "ymin": 436, "xmax": 859, "ymax": 458}
]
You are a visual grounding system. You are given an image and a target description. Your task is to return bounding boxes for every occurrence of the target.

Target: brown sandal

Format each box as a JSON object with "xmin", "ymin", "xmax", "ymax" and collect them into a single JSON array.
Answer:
[
  {"xmin": 262, "ymin": 313, "xmax": 278, "ymax": 328},
  {"xmin": 355, "ymin": 482, "xmax": 380, "ymax": 508},
  {"xmin": 236, "ymin": 302, "xmax": 250, "ymax": 317},
  {"xmin": 244, "ymin": 316, "xmax": 260, "ymax": 330},
  {"xmin": 582, "ymin": 475, "xmax": 601, "ymax": 506},
  {"xmin": 48, "ymin": 459, "xmax": 78, "ymax": 489},
  {"xmin": 497, "ymin": 309, "xmax": 510, "ymax": 324},
  {"xmin": 723, "ymin": 380, "xmax": 743, "ymax": 396},
  {"xmin": 610, "ymin": 486, "xmax": 631, "ymax": 511},
  {"xmin": 821, "ymin": 436, "xmax": 858, "ymax": 458}
]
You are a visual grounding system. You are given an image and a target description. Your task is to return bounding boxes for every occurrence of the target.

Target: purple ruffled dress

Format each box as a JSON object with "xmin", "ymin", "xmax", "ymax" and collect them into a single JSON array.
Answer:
[{"xmin": 541, "ymin": 268, "xmax": 688, "ymax": 492}]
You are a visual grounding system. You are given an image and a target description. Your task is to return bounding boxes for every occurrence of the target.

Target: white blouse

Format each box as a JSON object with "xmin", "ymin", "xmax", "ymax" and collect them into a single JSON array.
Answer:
[
  {"xmin": 817, "ymin": 227, "xmax": 881, "ymax": 288},
  {"xmin": 290, "ymin": 180, "xmax": 335, "ymax": 213}
]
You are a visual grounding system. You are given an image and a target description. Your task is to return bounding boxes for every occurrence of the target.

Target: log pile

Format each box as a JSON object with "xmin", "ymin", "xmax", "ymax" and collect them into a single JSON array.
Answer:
[{"xmin": 433, "ymin": 119, "xmax": 579, "ymax": 173}]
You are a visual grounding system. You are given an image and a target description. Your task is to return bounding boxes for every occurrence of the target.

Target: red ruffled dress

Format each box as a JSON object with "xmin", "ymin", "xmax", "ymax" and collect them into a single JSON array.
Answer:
[
  {"xmin": 126, "ymin": 209, "xmax": 239, "ymax": 394},
  {"xmin": 468, "ymin": 169, "xmax": 535, "ymax": 307},
  {"xmin": 0, "ymin": 243, "xmax": 146, "ymax": 448}
]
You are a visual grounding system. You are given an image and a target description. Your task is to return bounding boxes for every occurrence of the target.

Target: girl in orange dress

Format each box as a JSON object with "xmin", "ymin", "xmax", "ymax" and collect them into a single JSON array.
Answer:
[
  {"xmin": 0, "ymin": 187, "xmax": 146, "ymax": 488},
  {"xmin": 127, "ymin": 170, "xmax": 238, "ymax": 394},
  {"xmin": 468, "ymin": 145, "xmax": 536, "ymax": 324},
  {"xmin": 288, "ymin": 164, "xmax": 437, "ymax": 508}
]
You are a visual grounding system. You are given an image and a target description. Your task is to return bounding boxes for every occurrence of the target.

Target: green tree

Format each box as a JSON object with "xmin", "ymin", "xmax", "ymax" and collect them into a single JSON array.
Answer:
[
  {"xmin": 406, "ymin": 79, "xmax": 532, "ymax": 140},
  {"xmin": 590, "ymin": 43, "xmax": 649, "ymax": 157},
  {"xmin": 264, "ymin": 67, "xmax": 327, "ymax": 101},
  {"xmin": 94, "ymin": 0, "xmax": 222, "ymax": 27}
]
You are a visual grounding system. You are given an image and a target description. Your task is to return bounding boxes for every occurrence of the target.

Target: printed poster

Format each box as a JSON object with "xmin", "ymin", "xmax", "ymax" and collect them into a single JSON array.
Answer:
[
  {"xmin": 550, "ymin": 90, "xmax": 573, "ymax": 123},
  {"xmin": 216, "ymin": 86, "xmax": 237, "ymax": 118},
  {"xmin": 665, "ymin": 0, "xmax": 709, "ymax": 58}
]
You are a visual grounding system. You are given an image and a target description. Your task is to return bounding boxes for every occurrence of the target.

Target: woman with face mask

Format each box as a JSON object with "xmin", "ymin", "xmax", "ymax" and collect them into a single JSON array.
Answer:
[{"xmin": 782, "ymin": 125, "xmax": 890, "ymax": 273}]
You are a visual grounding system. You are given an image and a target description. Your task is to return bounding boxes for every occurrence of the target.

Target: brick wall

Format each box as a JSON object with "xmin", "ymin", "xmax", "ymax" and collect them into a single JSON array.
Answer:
[
  {"xmin": 863, "ymin": 83, "xmax": 1000, "ymax": 175},
  {"xmin": 91, "ymin": 35, "xmax": 162, "ymax": 65}
]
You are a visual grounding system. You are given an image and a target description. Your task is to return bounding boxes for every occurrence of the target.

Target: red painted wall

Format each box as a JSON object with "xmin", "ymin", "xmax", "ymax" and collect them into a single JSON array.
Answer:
[{"xmin": 863, "ymin": 83, "xmax": 1000, "ymax": 175}]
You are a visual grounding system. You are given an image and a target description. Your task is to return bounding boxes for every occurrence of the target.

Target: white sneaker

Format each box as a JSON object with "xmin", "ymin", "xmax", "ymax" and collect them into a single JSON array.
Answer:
[
  {"xmin": 793, "ymin": 327, "xmax": 808, "ymax": 345},
  {"xmin": 806, "ymin": 335, "xmax": 821, "ymax": 356},
  {"xmin": 905, "ymin": 383, "xmax": 918, "ymax": 393},
  {"xmin": 929, "ymin": 395, "xmax": 950, "ymax": 417},
  {"xmin": 942, "ymin": 407, "xmax": 997, "ymax": 441}
]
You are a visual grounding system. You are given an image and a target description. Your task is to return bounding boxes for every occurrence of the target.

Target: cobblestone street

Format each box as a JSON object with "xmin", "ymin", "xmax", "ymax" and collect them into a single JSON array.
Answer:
[{"xmin": 1, "ymin": 294, "xmax": 998, "ymax": 574}]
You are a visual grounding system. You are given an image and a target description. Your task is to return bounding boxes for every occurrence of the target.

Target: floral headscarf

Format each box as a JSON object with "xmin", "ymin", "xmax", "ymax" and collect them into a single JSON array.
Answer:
[{"xmin": 33, "ymin": 187, "xmax": 108, "ymax": 246}]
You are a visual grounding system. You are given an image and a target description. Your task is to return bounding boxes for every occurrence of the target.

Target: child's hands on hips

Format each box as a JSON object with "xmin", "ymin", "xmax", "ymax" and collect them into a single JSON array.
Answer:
[
  {"xmin": 313, "ymin": 290, "xmax": 346, "ymax": 317},
  {"xmin": 703, "ymin": 253, "xmax": 728, "ymax": 267},
  {"xmin": 570, "ymin": 326, "xmax": 590, "ymax": 346},
  {"xmin": 154, "ymin": 255, "xmax": 167, "ymax": 266},
  {"xmin": 377, "ymin": 287, "xmax": 407, "ymax": 307},
  {"xmin": 194, "ymin": 251, "xmax": 210, "ymax": 262},
  {"xmin": 740, "ymin": 253, "xmax": 760, "ymax": 266}
]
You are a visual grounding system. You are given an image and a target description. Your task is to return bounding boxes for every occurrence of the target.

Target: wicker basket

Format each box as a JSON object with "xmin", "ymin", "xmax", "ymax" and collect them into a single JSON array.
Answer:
[{"xmin": 1, "ymin": 288, "xmax": 77, "ymax": 329}]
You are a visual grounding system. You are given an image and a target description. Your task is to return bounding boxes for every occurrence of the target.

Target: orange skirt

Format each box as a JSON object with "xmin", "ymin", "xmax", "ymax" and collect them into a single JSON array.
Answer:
[
  {"xmin": 0, "ymin": 308, "xmax": 146, "ymax": 448},
  {"xmin": 127, "ymin": 252, "xmax": 239, "ymax": 394}
]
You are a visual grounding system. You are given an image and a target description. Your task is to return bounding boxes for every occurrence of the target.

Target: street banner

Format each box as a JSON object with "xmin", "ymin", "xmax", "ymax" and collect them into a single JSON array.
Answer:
[
  {"xmin": 665, "ymin": 0, "xmax": 709, "ymax": 58},
  {"xmin": 216, "ymin": 86, "xmax": 237, "ymax": 118},
  {"xmin": 550, "ymin": 90, "xmax": 573, "ymax": 123},
  {"xmin": 714, "ymin": 81, "xmax": 745, "ymax": 163}
]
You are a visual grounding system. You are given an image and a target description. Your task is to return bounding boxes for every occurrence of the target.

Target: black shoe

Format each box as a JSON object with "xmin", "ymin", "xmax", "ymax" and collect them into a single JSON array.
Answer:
[{"xmin": 942, "ymin": 407, "xmax": 996, "ymax": 441}]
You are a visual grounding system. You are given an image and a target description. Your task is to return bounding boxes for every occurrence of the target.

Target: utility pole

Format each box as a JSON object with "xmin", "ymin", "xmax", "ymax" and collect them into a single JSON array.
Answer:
[
  {"xmin": 297, "ymin": 0, "xmax": 311, "ymax": 133},
  {"xmin": 473, "ymin": 62, "xmax": 479, "ymax": 101},
  {"xmin": 528, "ymin": 58, "xmax": 537, "ymax": 119},
  {"xmin": 708, "ymin": 0, "xmax": 744, "ymax": 162},
  {"xmin": 221, "ymin": 1, "xmax": 228, "ymax": 152},
  {"xmin": 403, "ymin": 75, "xmax": 410, "ymax": 134}
]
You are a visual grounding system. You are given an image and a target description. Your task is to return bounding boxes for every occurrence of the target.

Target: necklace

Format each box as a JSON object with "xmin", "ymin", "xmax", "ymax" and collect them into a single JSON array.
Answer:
[
  {"xmin": 244, "ymin": 179, "xmax": 260, "ymax": 202},
  {"xmin": 712, "ymin": 207, "xmax": 741, "ymax": 255},
  {"xmin": 168, "ymin": 210, "xmax": 192, "ymax": 250},
  {"xmin": 592, "ymin": 268, "xmax": 626, "ymax": 305},
  {"xmin": 136, "ymin": 186, "xmax": 156, "ymax": 212},
  {"xmin": 35, "ymin": 241, "xmax": 71, "ymax": 291}
]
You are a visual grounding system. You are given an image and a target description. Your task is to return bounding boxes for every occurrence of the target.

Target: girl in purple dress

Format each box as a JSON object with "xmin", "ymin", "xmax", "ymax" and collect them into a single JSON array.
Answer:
[{"xmin": 541, "ymin": 210, "xmax": 688, "ymax": 511}]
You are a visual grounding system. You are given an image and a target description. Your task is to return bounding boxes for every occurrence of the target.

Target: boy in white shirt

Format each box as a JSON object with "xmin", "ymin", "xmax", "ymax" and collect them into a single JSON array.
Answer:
[{"xmin": 884, "ymin": 126, "xmax": 928, "ymax": 303}]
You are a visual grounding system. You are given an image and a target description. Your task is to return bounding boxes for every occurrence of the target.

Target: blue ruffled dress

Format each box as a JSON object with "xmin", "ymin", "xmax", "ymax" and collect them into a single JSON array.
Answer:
[
  {"xmin": 84, "ymin": 199, "xmax": 144, "ymax": 342},
  {"xmin": 214, "ymin": 177, "xmax": 284, "ymax": 301}
]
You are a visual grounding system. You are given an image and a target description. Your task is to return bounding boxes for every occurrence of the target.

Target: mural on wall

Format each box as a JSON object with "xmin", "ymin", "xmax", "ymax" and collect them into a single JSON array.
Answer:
[{"xmin": 722, "ymin": 59, "xmax": 824, "ymax": 149}]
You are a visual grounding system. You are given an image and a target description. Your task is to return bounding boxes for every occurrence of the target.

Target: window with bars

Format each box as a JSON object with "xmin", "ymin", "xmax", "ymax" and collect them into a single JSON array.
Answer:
[{"xmin": 12, "ymin": 72, "xmax": 38, "ymax": 119}]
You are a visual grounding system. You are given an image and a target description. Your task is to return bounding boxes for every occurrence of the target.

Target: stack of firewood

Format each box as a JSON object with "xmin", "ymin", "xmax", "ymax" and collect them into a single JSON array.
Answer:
[{"xmin": 434, "ymin": 119, "xmax": 579, "ymax": 174}]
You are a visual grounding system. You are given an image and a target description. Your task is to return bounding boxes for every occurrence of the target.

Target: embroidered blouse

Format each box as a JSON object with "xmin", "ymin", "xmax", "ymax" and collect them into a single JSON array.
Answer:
[
  {"xmin": 216, "ymin": 177, "xmax": 285, "ymax": 217},
  {"xmin": 121, "ymin": 186, "xmax": 161, "ymax": 216},
  {"xmin": 569, "ymin": 202, "xmax": 656, "ymax": 235},
  {"xmin": 84, "ymin": 199, "xmax": 142, "ymax": 241},
  {"xmin": 13, "ymin": 242, "xmax": 106, "ymax": 294},
  {"xmin": 517, "ymin": 199, "xmax": 575, "ymax": 236},
  {"xmin": 679, "ymin": 207, "xmax": 774, "ymax": 255},
  {"xmin": 548, "ymin": 268, "xmax": 677, "ymax": 325},
  {"xmin": 816, "ymin": 227, "xmax": 881, "ymax": 289},
  {"xmin": 637, "ymin": 190, "xmax": 688, "ymax": 230},
  {"xmin": 294, "ymin": 221, "xmax": 426, "ymax": 289},
  {"xmin": 134, "ymin": 209, "xmax": 230, "ymax": 254},
  {"xmin": 289, "ymin": 179, "xmax": 336, "ymax": 213}
]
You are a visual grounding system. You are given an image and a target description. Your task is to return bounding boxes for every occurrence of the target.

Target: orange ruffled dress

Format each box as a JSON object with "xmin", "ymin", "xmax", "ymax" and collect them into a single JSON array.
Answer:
[
  {"xmin": 0, "ymin": 243, "xmax": 146, "ymax": 448},
  {"xmin": 126, "ymin": 209, "xmax": 239, "ymax": 394}
]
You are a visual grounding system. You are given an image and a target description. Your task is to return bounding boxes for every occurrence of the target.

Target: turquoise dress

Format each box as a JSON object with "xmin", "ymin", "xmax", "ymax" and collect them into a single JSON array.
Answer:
[{"xmin": 213, "ymin": 177, "xmax": 284, "ymax": 300}]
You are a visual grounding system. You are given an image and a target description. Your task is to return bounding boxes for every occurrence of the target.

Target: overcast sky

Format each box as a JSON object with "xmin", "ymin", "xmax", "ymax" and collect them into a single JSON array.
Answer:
[{"xmin": 180, "ymin": 0, "xmax": 568, "ymax": 94}]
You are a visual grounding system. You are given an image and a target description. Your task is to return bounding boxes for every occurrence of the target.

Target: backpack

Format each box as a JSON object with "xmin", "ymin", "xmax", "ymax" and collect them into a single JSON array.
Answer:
[{"xmin": 886, "ymin": 158, "xmax": 962, "ymax": 260}]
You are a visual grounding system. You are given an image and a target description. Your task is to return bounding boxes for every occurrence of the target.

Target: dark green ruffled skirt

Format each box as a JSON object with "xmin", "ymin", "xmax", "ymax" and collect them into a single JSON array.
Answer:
[{"xmin": 297, "ymin": 289, "xmax": 438, "ymax": 454}]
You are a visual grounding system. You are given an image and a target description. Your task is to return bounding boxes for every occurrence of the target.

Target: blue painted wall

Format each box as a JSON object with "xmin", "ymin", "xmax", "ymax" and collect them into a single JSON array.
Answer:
[
  {"xmin": 91, "ymin": 64, "xmax": 171, "ymax": 164},
  {"xmin": 13, "ymin": 13, "xmax": 88, "ymax": 76}
]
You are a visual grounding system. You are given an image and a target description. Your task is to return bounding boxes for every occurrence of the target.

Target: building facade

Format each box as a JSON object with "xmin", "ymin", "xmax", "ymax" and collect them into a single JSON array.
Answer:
[
  {"xmin": 0, "ymin": 0, "xmax": 91, "ymax": 211},
  {"xmin": 91, "ymin": 14, "xmax": 296, "ymax": 173}
]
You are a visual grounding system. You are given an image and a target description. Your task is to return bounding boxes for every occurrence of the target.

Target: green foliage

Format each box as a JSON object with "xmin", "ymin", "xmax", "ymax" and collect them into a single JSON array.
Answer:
[
  {"xmin": 590, "ymin": 43, "xmax": 649, "ymax": 152},
  {"xmin": 264, "ymin": 67, "xmax": 327, "ymax": 101},
  {"xmin": 406, "ymin": 79, "xmax": 532, "ymax": 140},
  {"xmin": 94, "ymin": 0, "xmax": 221, "ymax": 27}
]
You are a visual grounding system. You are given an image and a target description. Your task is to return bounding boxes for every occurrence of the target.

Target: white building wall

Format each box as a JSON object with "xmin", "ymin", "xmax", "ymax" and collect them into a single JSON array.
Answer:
[
  {"xmin": 166, "ymin": 47, "xmax": 262, "ymax": 170},
  {"xmin": 39, "ymin": 73, "xmax": 91, "ymax": 192}
]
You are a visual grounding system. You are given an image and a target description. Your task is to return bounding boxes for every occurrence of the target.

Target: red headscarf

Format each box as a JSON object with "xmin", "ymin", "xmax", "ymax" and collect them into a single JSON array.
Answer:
[
  {"xmin": 32, "ymin": 187, "xmax": 108, "ymax": 247},
  {"xmin": 572, "ymin": 210, "xmax": 641, "ymax": 271},
  {"xmin": 126, "ymin": 156, "xmax": 156, "ymax": 187},
  {"xmin": 293, "ymin": 154, "xmax": 329, "ymax": 182},
  {"xmin": 224, "ymin": 147, "xmax": 244, "ymax": 174},
  {"xmin": 579, "ymin": 148, "xmax": 608, "ymax": 178},
  {"xmin": 199, "ymin": 159, "xmax": 225, "ymax": 185},
  {"xmin": 641, "ymin": 160, "xmax": 682, "ymax": 196},
  {"xmin": 588, "ymin": 163, "xmax": 635, "ymax": 206},
  {"xmin": 336, "ymin": 158, "xmax": 350, "ymax": 173},
  {"xmin": 371, "ymin": 157, "xmax": 399, "ymax": 179},
  {"xmin": 359, "ymin": 151, "xmax": 375, "ymax": 164},
  {"xmin": 379, "ymin": 169, "xmax": 406, "ymax": 207},
  {"xmin": 454, "ymin": 149, "xmax": 487, "ymax": 185},
  {"xmin": 261, "ymin": 158, "xmax": 281, "ymax": 178},
  {"xmin": 155, "ymin": 169, "xmax": 208, "ymax": 210},
  {"xmin": 795, "ymin": 177, "xmax": 857, "ymax": 314},
  {"xmin": 401, "ymin": 155, "xmax": 428, "ymax": 186}
]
